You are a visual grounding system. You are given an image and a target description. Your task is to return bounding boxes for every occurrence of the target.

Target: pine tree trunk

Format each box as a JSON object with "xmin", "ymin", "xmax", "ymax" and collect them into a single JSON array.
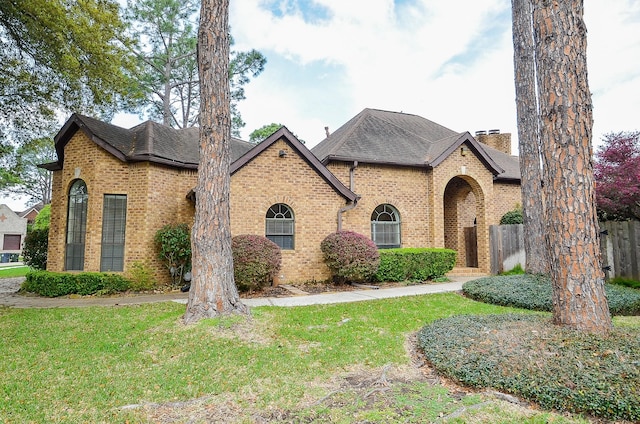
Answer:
[
  {"xmin": 183, "ymin": 0, "xmax": 248, "ymax": 324},
  {"xmin": 532, "ymin": 0, "xmax": 611, "ymax": 334},
  {"xmin": 512, "ymin": 0, "xmax": 549, "ymax": 275}
]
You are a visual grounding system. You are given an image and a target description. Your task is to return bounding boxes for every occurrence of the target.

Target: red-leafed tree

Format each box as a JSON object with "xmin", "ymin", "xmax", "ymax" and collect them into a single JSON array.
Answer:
[{"xmin": 594, "ymin": 131, "xmax": 640, "ymax": 221}]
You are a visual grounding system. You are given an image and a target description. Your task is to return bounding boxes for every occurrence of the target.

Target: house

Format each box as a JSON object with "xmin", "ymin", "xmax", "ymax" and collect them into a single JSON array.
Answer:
[
  {"xmin": 19, "ymin": 203, "xmax": 44, "ymax": 226},
  {"xmin": 311, "ymin": 108, "xmax": 521, "ymax": 274},
  {"xmin": 41, "ymin": 108, "xmax": 521, "ymax": 284},
  {"xmin": 0, "ymin": 204, "xmax": 27, "ymax": 262}
]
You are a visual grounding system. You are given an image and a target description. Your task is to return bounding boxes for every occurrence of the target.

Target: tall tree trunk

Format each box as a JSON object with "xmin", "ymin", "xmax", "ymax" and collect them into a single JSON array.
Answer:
[
  {"xmin": 183, "ymin": 0, "xmax": 248, "ymax": 324},
  {"xmin": 532, "ymin": 0, "xmax": 611, "ymax": 334},
  {"xmin": 512, "ymin": 0, "xmax": 549, "ymax": 275},
  {"xmin": 163, "ymin": 35, "xmax": 173, "ymax": 127}
]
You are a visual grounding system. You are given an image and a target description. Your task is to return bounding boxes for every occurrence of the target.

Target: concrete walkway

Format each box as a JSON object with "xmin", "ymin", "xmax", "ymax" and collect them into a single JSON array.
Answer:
[
  {"xmin": 227, "ymin": 279, "xmax": 471, "ymax": 308},
  {"xmin": 0, "ymin": 275, "xmax": 484, "ymax": 309}
]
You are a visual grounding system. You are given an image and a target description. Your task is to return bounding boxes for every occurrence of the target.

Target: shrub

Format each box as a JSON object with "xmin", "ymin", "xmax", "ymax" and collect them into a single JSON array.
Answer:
[
  {"xmin": 22, "ymin": 228, "xmax": 48, "ymax": 270},
  {"xmin": 21, "ymin": 271, "xmax": 130, "ymax": 297},
  {"xmin": 321, "ymin": 231, "xmax": 380, "ymax": 284},
  {"xmin": 463, "ymin": 274, "xmax": 640, "ymax": 315},
  {"xmin": 500, "ymin": 208, "xmax": 523, "ymax": 224},
  {"xmin": 154, "ymin": 223, "xmax": 191, "ymax": 287},
  {"xmin": 232, "ymin": 235, "xmax": 281, "ymax": 292},
  {"xmin": 609, "ymin": 277, "xmax": 640, "ymax": 290},
  {"xmin": 418, "ymin": 314, "xmax": 640, "ymax": 421},
  {"xmin": 125, "ymin": 261, "xmax": 158, "ymax": 291},
  {"xmin": 374, "ymin": 248, "xmax": 456, "ymax": 282}
]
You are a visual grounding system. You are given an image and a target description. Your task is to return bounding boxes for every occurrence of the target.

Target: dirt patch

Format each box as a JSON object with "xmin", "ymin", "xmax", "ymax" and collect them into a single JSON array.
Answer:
[{"xmin": 128, "ymin": 333, "xmax": 562, "ymax": 424}]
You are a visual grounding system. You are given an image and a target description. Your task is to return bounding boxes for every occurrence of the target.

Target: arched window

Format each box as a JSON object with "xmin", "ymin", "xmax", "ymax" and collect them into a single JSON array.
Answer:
[
  {"xmin": 65, "ymin": 180, "xmax": 88, "ymax": 270},
  {"xmin": 371, "ymin": 204, "xmax": 401, "ymax": 248},
  {"xmin": 265, "ymin": 203, "xmax": 294, "ymax": 249}
]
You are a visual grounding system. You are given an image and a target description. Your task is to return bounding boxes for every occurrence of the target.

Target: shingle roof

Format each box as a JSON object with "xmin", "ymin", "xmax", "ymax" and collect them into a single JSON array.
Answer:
[
  {"xmin": 41, "ymin": 114, "xmax": 254, "ymax": 171},
  {"xmin": 312, "ymin": 108, "xmax": 520, "ymax": 181}
]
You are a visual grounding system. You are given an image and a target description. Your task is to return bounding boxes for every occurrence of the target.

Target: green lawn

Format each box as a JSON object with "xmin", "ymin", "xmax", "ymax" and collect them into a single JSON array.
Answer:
[
  {"xmin": 0, "ymin": 265, "xmax": 30, "ymax": 279},
  {"xmin": 0, "ymin": 293, "xmax": 622, "ymax": 423}
]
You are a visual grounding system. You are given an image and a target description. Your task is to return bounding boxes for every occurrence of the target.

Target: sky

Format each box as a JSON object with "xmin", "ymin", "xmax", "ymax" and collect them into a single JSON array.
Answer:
[
  {"xmin": 2, "ymin": 0, "xmax": 639, "ymax": 211},
  {"xmin": 222, "ymin": 0, "xmax": 640, "ymax": 149}
]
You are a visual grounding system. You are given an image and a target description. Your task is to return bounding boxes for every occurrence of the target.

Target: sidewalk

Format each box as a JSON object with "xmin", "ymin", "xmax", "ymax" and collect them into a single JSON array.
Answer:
[
  {"xmin": 0, "ymin": 275, "xmax": 483, "ymax": 309},
  {"xmin": 0, "ymin": 261, "xmax": 24, "ymax": 268},
  {"xmin": 222, "ymin": 278, "xmax": 472, "ymax": 308}
]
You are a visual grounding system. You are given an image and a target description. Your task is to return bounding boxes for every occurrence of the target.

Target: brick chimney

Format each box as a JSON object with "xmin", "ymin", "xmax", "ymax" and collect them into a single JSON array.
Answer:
[{"xmin": 475, "ymin": 129, "xmax": 511, "ymax": 155}]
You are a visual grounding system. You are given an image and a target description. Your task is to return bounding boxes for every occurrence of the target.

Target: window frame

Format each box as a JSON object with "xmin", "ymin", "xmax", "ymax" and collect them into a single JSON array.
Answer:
[
  {"xmin": 265, "ymin": 203, "xmax": 295, "ymax": 250},
  {"xmin": 371, "ymin": 204, "xmax": 401, "ymax": 248},
  {"xmin": 65, "ymin": 179, "xmax": 89, "ymax": 270},
  {"xmin": 100, "ymin": 194, "xmax": 127, "ymax": 272}
]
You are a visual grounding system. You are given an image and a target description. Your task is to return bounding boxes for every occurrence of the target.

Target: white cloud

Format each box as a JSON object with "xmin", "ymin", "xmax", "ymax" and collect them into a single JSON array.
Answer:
[{"xmin": 113, "ymin": 0, "xmax": 640, "ymax": 152}]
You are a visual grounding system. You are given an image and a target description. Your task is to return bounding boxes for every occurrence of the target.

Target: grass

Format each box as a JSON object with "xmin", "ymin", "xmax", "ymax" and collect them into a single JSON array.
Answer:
[
  {"xmin": 0, "ymin": 293, "xmax": 600, "ymax": 423},
  {"xmin": 609, "ymin": 276, "xmax": 640, "ymax": 290},
  {"xmin": 0, "ymin": 265, "xmax": 30, "ymax": 279}
]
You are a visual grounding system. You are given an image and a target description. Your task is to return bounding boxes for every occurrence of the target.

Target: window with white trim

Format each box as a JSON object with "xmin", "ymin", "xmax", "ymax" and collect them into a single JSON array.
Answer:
[
  {"xmin": 371, "ymin": 204, "xmax": 401, "ymax": 248},
  {"xmin": 265, "ymin": 203, "xmax": 294, "ymax": 249}
]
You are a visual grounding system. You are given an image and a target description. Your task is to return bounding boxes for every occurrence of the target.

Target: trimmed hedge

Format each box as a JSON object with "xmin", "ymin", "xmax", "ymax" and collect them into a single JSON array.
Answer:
[
  {"xmin": 419, "ymin": 314, "xmax": 640, "ymax": 421},
  {"xmin": 232, "ymin": 235, "xmax": 281, "ymax": 292},
  {"xmin": 21, "ymin": 271, "xmax": 131, "ymax": 297},
  {"xmin": 463, "ymin": 274, "xmax": 640, "ymax": 315},
  {"xmin": 321, "ymin": 231, "xmax": 380, "ymax": 284},
  {"xmin": 374, "ymin": 248, "xmax": 456, "ymax": 282}
]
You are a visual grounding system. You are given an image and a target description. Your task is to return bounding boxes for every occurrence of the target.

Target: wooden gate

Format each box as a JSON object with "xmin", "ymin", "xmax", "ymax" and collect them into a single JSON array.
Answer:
[{"xmin": 464, "ymin": 226, "xmax": 478, "ymax": 267}]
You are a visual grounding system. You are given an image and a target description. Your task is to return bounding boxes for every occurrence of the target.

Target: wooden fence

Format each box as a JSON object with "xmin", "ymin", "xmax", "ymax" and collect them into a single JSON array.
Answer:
[
  {"xmin": 600, "ymin": 220, "xmax": 640, "ymax": 281},
  {"xmin": 489, "ymin": 221, "xmax": 640, "ymax": 280},
  {"xmin": 489, "ymin": 224, "xmax": 526, "ymax": 275}
]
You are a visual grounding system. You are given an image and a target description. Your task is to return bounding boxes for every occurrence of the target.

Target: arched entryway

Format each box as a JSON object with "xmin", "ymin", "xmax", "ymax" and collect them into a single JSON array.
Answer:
[{"xmin": 443, "ymin": 176, "xmax": 484, "ymax": 268}]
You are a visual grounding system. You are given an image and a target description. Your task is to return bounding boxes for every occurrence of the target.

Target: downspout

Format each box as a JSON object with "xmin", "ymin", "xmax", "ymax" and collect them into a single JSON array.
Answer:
[{"xmin": 337, "ymin": 161, "xmax": 359, "ymax": 231}]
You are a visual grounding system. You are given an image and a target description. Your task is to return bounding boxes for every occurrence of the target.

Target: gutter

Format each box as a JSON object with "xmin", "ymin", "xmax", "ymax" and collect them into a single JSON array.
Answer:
[{"xmin": 337, "ymin": 161, "xmax": 359, "ymax": 231}]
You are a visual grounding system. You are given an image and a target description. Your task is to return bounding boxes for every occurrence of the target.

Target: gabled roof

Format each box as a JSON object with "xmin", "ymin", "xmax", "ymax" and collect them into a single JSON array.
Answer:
[
  {"xmin": 231, "ymin": 126, "xmax": 358, "ymax": 202},
  {"xmin": 19, "ymin": 202, "xmax": 44, "ymax": 218},
  {"xmin": 40, "ymin": 114, "xmax": 254, "ymax": 171},
  {"xmin": 312, "ymin": 108, "xmax": 519, "ymax": 181}
]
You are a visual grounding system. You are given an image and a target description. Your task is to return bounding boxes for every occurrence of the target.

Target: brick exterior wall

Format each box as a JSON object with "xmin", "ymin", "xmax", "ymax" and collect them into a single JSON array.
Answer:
[
  {"xmin": 493, "ymin": 181, "xmax": 523, "ymax": 221},
  {"xmin": 326, "ymin": 141, "xmax": 522, "ymax": 273},
  {"xmin": 48, "ymin": 131, "xmax": 197, "ymax": 284},
  {"xmin": 48, "ymin": 131, "xmax": 522, "ymax": 284},
  {"xmin": 230, "ymin": 139, "xmax": 348, "ymax": 283},
  {"xmin": 327, "ymin": 162, "xmax": 433, "ymax": 247}
]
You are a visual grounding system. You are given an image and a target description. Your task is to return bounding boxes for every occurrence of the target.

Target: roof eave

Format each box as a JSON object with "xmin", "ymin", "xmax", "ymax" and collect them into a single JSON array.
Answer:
[
  {"xmin": 127, "ymin": 154, "xmax": 199, "ymax": 170},
  {"xmin": 323, "ymin": 155, "xmax": 431, "ymax": 169},
  {"xmin": 38, "ymin": 161, "xmax": 62, "ymax": 171},
  {"xmin": 494, "ymin": 176, "xmax": 521, "ymax": 183}
]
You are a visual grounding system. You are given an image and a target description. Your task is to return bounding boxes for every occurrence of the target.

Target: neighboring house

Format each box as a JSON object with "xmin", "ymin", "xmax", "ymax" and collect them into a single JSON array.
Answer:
[
  {"xmin": 0, "ymin": 204, "xmax": 27, "ymax": 262},
  {"xmin": 19, "ymin": 203, "xmax": 44, "ymax": 226},
  {"xmin": 41, "ymin": 108, "xmax": 521, "ymax": 284}
]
